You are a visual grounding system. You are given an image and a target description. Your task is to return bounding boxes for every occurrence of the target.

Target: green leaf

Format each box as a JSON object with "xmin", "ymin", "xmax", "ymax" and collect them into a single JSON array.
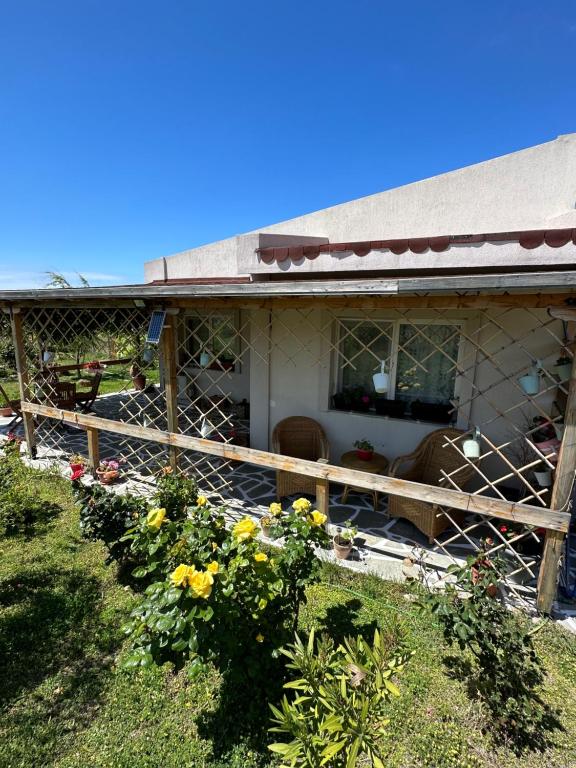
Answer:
[
  {"xmin": 320, "ymin": 739, "xmax": 347, "ymax": 763},
  {"xmin": 384, "ymin": 679, "xmax": 400, "ymax": 697}
]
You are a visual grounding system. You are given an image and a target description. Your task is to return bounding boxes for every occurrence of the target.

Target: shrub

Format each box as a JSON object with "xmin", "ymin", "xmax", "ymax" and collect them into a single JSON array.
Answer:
[
  {"xmin": 421, "ymin": 552, "xmax": 560, "ymax": 753},
  {"xmin": 122, "ymin": 498, "xmax": 330, "ymax": 696},
  {"xmin": 268, "ymin": 629, "xmax": 412, "ymax": 767},
  {"xmin": 153, "ymin": 466, "xmax": 198, "ymax": 518},
  {"xmin": 74, "ymin": 483, "xmax": 145, "ymax": 563}
]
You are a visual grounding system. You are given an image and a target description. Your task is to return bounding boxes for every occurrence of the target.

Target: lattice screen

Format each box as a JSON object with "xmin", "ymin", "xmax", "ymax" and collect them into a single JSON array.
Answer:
[{"xmin": 17, "ymin": 299, "xmax": 573, "ymax": 601}]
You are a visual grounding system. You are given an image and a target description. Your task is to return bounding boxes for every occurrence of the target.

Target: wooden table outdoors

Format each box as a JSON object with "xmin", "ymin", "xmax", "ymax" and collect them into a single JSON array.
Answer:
[{"xmin": 340, "ymin": 450, "xmax": 390, "ymax": 512}]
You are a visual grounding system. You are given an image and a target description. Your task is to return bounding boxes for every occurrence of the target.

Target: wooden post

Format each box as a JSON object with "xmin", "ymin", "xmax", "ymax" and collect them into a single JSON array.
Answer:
[
  {"xmin": 316, "ymin": 458, "xmax": 330, "ymax": 521},
  {"xmin": 160, "ymin": 316, "xmax": 179, "ymax": 471},
  {"xmin": 536, "ymin": 352, "xmax": 576, "ymax": 613},
  {"xmin": 86, "ymin": 426, "xmax": 100, "ymax": 476},
  {"xmin": 9, "ymin": 309, "xmax": 36, "ymax": 457}
]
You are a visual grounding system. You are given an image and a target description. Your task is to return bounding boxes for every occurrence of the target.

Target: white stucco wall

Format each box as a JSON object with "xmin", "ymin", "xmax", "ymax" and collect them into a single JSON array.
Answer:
[
  {"xmin": 248, "ymin": 308, "xmax": 565, "ymax": 493},
  {"xmin": 144, "ymin": 133, "xmax": 576, "ymax": 282}
]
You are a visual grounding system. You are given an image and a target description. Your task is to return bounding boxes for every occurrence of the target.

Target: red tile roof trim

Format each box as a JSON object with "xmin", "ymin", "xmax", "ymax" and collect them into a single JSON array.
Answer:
[{"xmin": 256, "ymin": 229, "xmax": 576, "ymax": 264}]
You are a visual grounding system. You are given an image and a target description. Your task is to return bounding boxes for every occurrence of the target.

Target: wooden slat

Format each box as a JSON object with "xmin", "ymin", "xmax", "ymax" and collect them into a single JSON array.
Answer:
[
  {"xmin": 20, "ymin": 401, "xmax": 572, "ymax": 533},
  {"xmin": 10, "ymin": 311, "xmax": 36, "ymax": 457},
  {"xmin": 86, "ymin": 427, "xmax": 100, "ymax": 476},
  {"xmin": 536, "ymin": 351, "xmax": 576, "ymax": 612},
  {"xmin": 159, "ymin": 319, "xmax": 179, "ymax": 471}
]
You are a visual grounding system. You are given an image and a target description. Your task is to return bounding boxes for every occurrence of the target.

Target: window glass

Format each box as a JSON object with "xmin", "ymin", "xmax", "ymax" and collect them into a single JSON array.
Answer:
[
  {"xmin": 338, "ymin": 319, "xmax": 393, "ymax": 392},
  {"xmin": 395, "ymin": 324, "xmax": 459, "ymax": 404}
]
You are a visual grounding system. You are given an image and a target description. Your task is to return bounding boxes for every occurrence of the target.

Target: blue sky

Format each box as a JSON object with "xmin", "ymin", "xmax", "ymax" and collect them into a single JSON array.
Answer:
[{"xmin": 1, "ymin": 1, "xmax": 575, "ymax": 288}]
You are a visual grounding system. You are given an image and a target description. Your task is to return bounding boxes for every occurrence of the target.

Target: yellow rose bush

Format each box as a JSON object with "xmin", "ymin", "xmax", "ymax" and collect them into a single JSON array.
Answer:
[{"xmin": 122, "ymin": 495, "xmax": 329, "ymax": 695}]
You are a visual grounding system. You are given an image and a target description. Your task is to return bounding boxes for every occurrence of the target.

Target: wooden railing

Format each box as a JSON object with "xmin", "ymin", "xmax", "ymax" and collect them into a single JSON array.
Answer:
[{"xmin": 20, "ymin": 400, "xmax": 571, "ymax": 613}]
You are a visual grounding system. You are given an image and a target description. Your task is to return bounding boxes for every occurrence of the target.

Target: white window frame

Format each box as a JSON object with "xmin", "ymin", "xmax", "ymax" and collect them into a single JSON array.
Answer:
[
  {"xmin": 330, "ymin": 315, "xmax": 468, "ymax": 422},
  {"xmin": 182, "ymin": 310, "xmax": 242, "ymax": 374}
]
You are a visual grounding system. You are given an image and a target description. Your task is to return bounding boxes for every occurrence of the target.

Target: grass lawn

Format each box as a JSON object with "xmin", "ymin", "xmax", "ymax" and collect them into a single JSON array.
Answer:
[
  {"xmin": 1, "ymin": 469, "xmax": 575, "ymax": 767},
  {"xmin": 0, "ymin": 367, "xmax": 160, "ymax": 403}
]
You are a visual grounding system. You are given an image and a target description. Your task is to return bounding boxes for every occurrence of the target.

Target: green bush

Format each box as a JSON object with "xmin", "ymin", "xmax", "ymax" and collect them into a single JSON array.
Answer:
[
  {"xmin": 268, "ymin": 629, "xmax": 412, "ymax": 767},
  {"xmin": 74, "ymin": 482, "xmax": 145, "ymax": 563},
  {"xmin": 122, "ymin": 498, "xmax": 330, "ymax": 696},
  {"xmin": 153, "ymin": 467, "xmax": 198, "ymax": 518},
  {"xmin": 421, "ymin": 552, "xmax": 560, "ymax": 753}
]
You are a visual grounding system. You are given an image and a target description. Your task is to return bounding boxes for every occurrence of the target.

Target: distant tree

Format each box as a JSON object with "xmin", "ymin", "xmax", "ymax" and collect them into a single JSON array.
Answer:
[{"xmin": 44, "ymin": 272, "xmax": 90, "ymax": 288}]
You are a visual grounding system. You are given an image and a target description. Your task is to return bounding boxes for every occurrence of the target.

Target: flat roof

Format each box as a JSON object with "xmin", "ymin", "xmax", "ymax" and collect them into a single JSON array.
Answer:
[{"xmin": 1, "ymin": 270, "xmax": 576, "ymax": 305}]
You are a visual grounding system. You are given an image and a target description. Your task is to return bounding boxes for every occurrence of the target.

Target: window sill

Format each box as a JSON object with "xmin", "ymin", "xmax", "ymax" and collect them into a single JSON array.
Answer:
[{"xmin": 328, "ymin": 407, "xmax": 455, "ymax": 427}]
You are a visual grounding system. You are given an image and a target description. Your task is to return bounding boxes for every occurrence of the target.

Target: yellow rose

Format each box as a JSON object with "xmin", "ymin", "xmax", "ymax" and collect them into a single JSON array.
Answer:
[
  {"xmin": 233, "ymin": 517, "xmax": 258, "ymax": 541},
  {"xmin": 309, "ymin": 509, "xmax": 327, "ymax": 527},
  {"xmin": 292, "ymin": 497, "xmax": 312, "ymax": 514},
  {"xmin": 269, "ymin": 502, "xmax": 282, "ymax": 517},
  {"xmin": 197, "ymin": 495, "xmax": 208, "ymax": 507},
  {"xmin": 147, "ymin": 507, "xmax": 167, "ymax": 530},
  {"xmin": 188, "ymin": 569, "xmax": 214, "ymax": 599},
  {"xmin": 254, "ymin": 552, "xmax": 268, "ymax": 563},
  {"xmin": 170, "ymin": 563, "xmax": 192, "ymax": 588},
  {"xmin": 256, "ymin": 633, "xmax": 264, "ymax": 643},
  {"xmin": 206, "ymin": 561, "xmax": 219, "ymax": 574}
]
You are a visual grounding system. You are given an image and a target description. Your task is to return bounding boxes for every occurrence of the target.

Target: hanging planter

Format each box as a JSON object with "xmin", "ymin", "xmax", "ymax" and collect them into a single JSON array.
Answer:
[
  {"xmin": 519, "ymin": 361, "xmax": 541, "ymax": 395},
  {"xmin": 199, "ymin": 350, "xmax": 212, "ymax": 367},
  {"xmin": 463, "ymin": 427, "xmax": 481, "ymax": 459},
  {"xmin": 533, "ymin": 464, "xmax": 553, "ymax": 487},
  {"xmin": 372, "ymin": 360, "xmax": 389, "ymax": 394}
]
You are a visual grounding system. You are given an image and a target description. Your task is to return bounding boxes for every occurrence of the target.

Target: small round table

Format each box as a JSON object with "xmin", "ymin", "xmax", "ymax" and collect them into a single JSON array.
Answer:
[{"xmin": 340, "ymin": 451, "xmax": 390, "ymax": 512}]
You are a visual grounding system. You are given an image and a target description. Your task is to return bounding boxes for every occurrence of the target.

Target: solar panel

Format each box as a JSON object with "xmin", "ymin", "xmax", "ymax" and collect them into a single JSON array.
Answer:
[{"xmin": 146, "ymin": 310, "xmax": 166, "ymax": 344}]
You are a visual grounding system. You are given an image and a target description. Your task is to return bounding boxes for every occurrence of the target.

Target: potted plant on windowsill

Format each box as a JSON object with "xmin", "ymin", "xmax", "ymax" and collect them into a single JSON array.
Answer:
[
  {"xmin": 374, "ymin": 397, "xmax": 405, "ymax": 418},
  {"xmin": 411, "ymin": 400, "xmax": 452, "ymax": 423},
  {"xmin": 332, "ymin": 521, "xmax": 358, "ymax": 560},
  {"xmin": 354, "ymin": 438, "xmax": 374, "ymax": 461}
]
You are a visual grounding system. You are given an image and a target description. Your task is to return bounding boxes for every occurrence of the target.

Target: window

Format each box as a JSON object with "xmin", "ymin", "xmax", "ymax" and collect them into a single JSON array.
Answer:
[
  {"xmin": 332, "ymin": 318, "xmax": 461, "ymax": 422},
  {"xmin": 183, "ymin": 313, "xmax": 240, "ymax": 371}
]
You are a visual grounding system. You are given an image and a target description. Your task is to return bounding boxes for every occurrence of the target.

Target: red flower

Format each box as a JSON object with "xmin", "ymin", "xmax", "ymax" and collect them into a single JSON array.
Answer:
[
  {"xmin": 499, "ymin": 525, "xmax": 508, "ymax": 533},
  {"xmin": 70, "ymin": 468, "xmax": 85, "ymax": 482}
]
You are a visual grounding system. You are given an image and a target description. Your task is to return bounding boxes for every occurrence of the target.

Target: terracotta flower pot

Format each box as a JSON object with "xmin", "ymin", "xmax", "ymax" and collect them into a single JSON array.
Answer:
[
  {"xmin": 132, "ymin": 374, "xmax": 146, "ymax": 391},
  {"xmin": 96, "ymin": 469, "xmax": 119, "ymax": 485},
  {"xmin": 0, "ymin": 406, "xmax": 14, "ymax": 417},
  {"xmin": 471, "ymin": 559, "xmax": 498, "ymax": 597},
  {"xmin": 333, "ymin": 535, "xmax": 353, "ymax": 560},
  {"xmin": 356, "ymin": 449, "xmax": 373, "ymax": 461}
]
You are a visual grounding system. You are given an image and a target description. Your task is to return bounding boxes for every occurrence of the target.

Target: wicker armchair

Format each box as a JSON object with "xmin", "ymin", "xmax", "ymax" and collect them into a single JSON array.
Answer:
[
  {"xmin": 388, "ymin": 428, "xmax": 476, "ymax": 544},
  {"xmin": 272, "ymin": 416, "xmax": 330, "ymax": 499}
]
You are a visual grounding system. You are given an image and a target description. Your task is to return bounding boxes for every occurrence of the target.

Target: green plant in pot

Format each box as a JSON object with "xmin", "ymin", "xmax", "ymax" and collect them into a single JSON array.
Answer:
[
  {"xmin": 332, "ymin": 520, "xmax": 358, "ymax": 560},
  {"xmin": 354, "ymin": 438, "xmax": 374, "ymax": 461},
  {"xmin": 553, "ymin": 353, "xmax": 572, "ymax": 382}
]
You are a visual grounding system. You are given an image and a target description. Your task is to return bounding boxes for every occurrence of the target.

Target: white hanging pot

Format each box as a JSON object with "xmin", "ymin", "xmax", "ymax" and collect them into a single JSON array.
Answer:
[
  {"xmin": 463, "ymin": 438, "xmax": 480, "ymax": 459},
  {"xmin": 42, "ymin": 350, "xmax": 55, "ymax": 363},
  {"xmin": 143, "ymin": 347, "xmax": 154, "ymax": 363},
  {"xmin": 534, "ymin": 469, "xmax": 552, "ymax": 487},
  {"xmin": 462, "ymin": 427, "xmax": 481, "ymax": 459},
  {"xmin": 200, "ymin": 351, "xmax": 211, "ymax": 367},
  {"xmin": 373, "ymin": 360, "xmax": 389, "ymax": 394},
  {"xmin": 519, "ymin": 362, "xmax": 541, "ymax": 395}
]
